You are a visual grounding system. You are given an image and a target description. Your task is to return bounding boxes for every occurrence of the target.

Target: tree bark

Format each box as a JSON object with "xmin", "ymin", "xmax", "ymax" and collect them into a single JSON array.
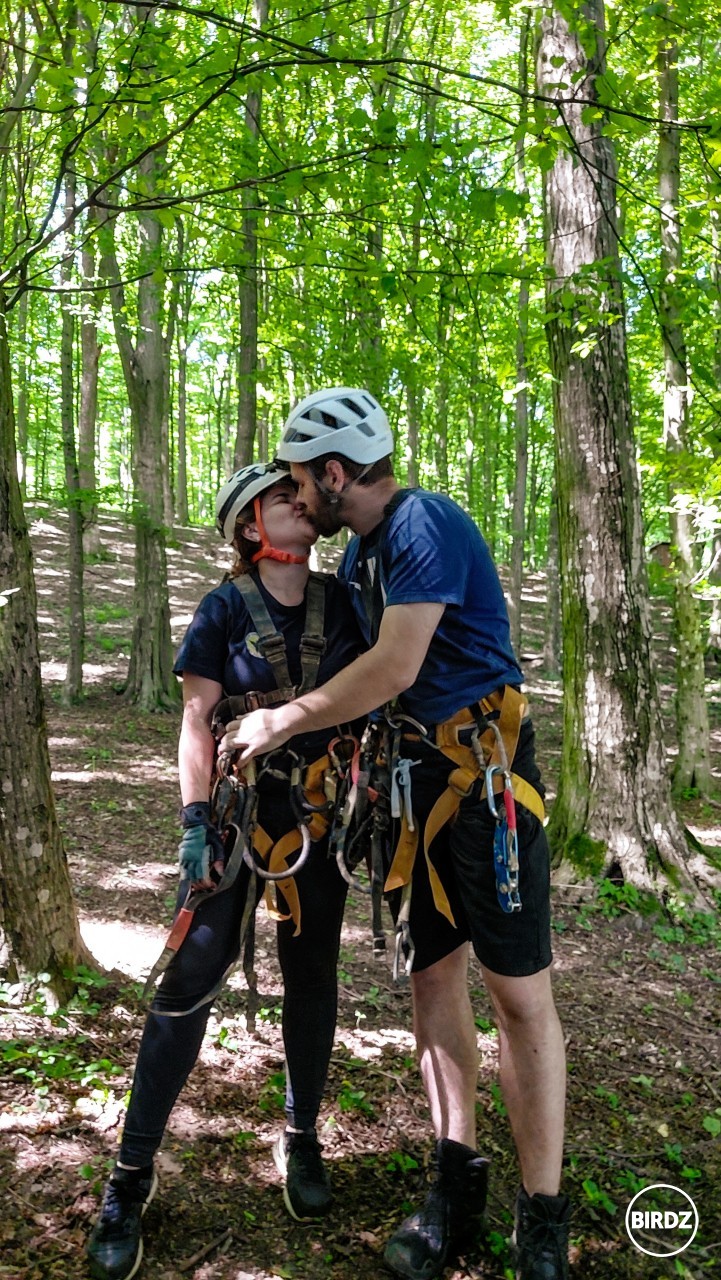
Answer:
[
  {"xmin": 508, "ymin": 10, "xmax": 532, "ymax": 657},
  {"xmin": 100, "ymin": 155, "xmax": 178, "ymax": 710},
  {"xmin": 234, "ymin": 0, "xmax": 269, "ymax": 467},
  {"xmin": 0, "ymin": 295, "xmax": 91, "ymax": 994},
  {"xmin": 59, "ymin": 169, "xmax": 85, "ymax": 703},
  {"xmin": 543, "ymin": 487, "xmax": 561, "ymax": 677},
  {"xmin": 79, "ymin": 212, "xmax": 102, "ymax": 556},
  {"xmin": 538, "ymin": 0, "xmax": 708, "ymax": 897},
  {"xmin": 657, "ymin": 12, "xmax": 711, "ymax": 794}
]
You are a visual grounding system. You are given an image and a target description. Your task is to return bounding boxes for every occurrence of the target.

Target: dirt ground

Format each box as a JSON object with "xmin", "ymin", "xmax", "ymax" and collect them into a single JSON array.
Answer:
[{"xmin": 1, "ymin": 507, "xmax": 720, "ymax": 1280}]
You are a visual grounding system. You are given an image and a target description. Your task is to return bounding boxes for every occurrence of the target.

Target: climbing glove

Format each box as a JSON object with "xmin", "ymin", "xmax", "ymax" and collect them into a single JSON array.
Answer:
[{"xmin": 178, "ymin": 802, "xmax": 224, "ymax": 884}]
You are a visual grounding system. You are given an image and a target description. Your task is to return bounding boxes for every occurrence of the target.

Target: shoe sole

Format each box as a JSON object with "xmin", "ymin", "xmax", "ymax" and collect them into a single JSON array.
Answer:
[
  {"xmin": 87, "ymin": 1170, "xmax": 159, "ymax": 1280},
  {"xmin": 272, "ymin": 1136, "xmax": 330, "ymax": 1223}
]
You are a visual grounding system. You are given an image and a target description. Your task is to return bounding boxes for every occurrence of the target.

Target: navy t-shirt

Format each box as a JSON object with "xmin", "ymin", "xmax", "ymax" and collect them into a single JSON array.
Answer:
[
  {"xmin": 338, "ymin": 489, "xmax": 523, "ymax": 724},
  {"xmin": 174, "ymin": 572, "xmax": 365, "ymax": 761}
]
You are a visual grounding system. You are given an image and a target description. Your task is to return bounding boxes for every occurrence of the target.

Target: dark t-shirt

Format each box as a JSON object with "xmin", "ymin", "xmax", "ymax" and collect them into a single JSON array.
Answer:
[
  {"xmin": 173, "ymin": 571, "xmax": 365, "ymax": 761},
  {"xmin": 338, "ymin": 489, "xmax": 522, "ymax": 723}
]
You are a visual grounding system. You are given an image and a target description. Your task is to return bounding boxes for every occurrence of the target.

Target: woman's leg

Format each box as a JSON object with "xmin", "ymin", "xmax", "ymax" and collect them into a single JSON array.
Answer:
[
  {"xmin": 119, "ymin": 868, "xmax": 251, "ymax": 1166},
  {"xmin": 276, "ymin": 846, "xmax": 347, "ymax": 1132}
]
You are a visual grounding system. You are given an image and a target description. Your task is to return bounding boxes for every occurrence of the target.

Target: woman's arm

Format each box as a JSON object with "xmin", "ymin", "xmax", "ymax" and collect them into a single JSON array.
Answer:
[{"xmin": 178, "ymin": 673, "xmax": 224, "ymax": 804}]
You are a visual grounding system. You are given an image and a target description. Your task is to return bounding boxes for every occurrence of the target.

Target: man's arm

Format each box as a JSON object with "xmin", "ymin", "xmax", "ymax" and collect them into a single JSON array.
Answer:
[
  {"xmin": 220, "ymin": 601, "xmax": 445, "ymax": 765},
  {"xmin": 178, "ymin": 673, "xmax": 223, "ymax": 803}
]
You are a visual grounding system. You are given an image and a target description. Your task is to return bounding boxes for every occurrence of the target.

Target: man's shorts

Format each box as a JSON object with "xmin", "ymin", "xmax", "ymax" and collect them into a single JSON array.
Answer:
[{"xmin": 384, "ymin": 719, "xmax": 553, "ymax": 977}]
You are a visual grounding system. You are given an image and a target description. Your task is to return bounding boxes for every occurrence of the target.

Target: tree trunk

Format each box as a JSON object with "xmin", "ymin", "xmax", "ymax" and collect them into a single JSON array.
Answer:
[
  {"xmin": 508, "ymin": 10, "xmax": 532, "ymax": 658},
  {"xmin": 175, "ymin": 222, "xmax": 192, "ymax": 526},
  {"xmin": 234, "ymin": 0, "xmax": 269, "ymax": 467},
  {"xmin": 79, "ymin": 214, "xmax": 102, "ymax": 557},
  {"xmin": 100, "ymin": 157, "xmax": 178, "ymax": 711},
  {"xmin": 59, "ymin": 171, "xmax": 85, "ymax": 703},
  {"xmin": 538, "ymin": 1, "xmax": 707, "ymax": 897},
  {"xmin": 0, "ymin": 295, "xmax": 91, "ymax": 995},
  {"xmin": 543, "ymin": 487, "xmax": 561, "ymax": 677},
  {"xmin": 657, "ymin": 12, "xmax": 711, "ymax": 794}
]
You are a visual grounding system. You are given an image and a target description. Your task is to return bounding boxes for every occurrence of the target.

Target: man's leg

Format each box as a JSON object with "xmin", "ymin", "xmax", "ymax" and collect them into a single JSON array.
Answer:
[
  {"xmin": 481, "ymin": 964, "xmax": 565, "ymax": 1195},
  {"xmin": 410, "ymin": 942, "xmax": 477, "ymax": 1147},
  {"xmin": 384, "ymin": 943, "xmax": 489, "ymax": 1280},
  {"xmin": 482, "ymin": 964, "xmax": 569, "ymax": 1280}
]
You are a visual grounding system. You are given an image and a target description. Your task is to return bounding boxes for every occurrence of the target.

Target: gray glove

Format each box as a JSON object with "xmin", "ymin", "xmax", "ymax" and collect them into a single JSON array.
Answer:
[{"xmin": 178, "ymin": 803, "xmax": 224, "ymax": 883}]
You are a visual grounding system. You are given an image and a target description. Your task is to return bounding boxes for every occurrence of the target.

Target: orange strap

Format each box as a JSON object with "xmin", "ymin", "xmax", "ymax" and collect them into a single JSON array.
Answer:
[
  {"xmin": 254, "ymin": 825, "xmax": 302, "ymax": 937},
  {"xmin": 384, "ymin": 687, "xmax": 545, "ymax": 925}
]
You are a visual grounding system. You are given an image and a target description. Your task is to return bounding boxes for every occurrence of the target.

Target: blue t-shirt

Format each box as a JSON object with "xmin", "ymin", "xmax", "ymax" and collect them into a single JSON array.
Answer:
[
  {"xmin": 173, "ymin": 572, "xmax": 365, "ymax": 760},
  {"xmin": 338, "ymin": 489, "xmax": 523, "ymax": 724}
]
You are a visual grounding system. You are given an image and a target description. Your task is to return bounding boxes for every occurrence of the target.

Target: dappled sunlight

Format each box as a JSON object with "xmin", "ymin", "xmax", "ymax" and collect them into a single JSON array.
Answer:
[{"xmin": 80, "ymin": 917, "xmax": 165, "ymax": 975}]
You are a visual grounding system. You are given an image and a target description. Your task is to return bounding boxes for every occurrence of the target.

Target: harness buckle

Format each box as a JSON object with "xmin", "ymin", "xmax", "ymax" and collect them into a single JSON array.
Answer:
[{"xmin": 299, "ymin": 635, "xmax": 327, "ymax": 659}]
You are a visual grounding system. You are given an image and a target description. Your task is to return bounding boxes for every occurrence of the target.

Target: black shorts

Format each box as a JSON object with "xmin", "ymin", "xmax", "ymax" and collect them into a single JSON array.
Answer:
[{"xmin": 385, "ymin": 719, "xmax": 553, "ymax": 977}]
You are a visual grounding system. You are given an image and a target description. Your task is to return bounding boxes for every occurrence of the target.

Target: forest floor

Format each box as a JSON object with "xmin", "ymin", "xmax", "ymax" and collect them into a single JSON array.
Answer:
[{"xmin": 1, "ymin": 506, "xmax": 721, "ymax": 1280}]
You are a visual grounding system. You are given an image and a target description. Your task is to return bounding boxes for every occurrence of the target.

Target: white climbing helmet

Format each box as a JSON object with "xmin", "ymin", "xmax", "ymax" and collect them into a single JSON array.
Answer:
[
  {"xmin": 276, "ymin": 387, "xmax": 393, "ymax": 465},
  {"xmin": 215, "ymin": 462, "xmax": 291, "ymax": 543}
]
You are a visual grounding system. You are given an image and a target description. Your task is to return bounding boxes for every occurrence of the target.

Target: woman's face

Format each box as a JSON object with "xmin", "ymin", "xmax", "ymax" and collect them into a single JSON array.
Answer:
[{"xmin": 254, "ymin": 480, "xmax": 318, "ymax": 551}]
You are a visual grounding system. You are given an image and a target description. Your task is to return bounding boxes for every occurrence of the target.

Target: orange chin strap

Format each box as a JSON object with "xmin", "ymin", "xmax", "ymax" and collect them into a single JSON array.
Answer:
[{"xmin": 250, "ymin": 497, "xmax": 309, "ymax": 565}]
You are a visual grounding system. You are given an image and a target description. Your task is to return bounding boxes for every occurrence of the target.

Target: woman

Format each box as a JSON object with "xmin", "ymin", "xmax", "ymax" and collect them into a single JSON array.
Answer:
[{"xmin": 87, "ymin": 463, "xmax": 365, "ymax": 1280}]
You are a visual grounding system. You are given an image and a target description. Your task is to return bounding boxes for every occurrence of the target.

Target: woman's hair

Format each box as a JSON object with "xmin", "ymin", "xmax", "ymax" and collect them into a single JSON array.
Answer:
[{"xmin": 229, "ymin": 503, "xmax": 257, "ymax": 577}]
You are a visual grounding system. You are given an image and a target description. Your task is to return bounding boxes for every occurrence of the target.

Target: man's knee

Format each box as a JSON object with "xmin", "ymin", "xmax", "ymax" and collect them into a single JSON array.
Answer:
[{"xmin": 481, "ymin": 965, "xmax": 558, "ymax": 1030}]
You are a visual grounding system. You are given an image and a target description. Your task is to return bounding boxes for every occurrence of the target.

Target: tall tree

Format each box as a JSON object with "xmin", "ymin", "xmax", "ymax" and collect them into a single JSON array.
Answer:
[
  {"xmin": 0, "ymin": 296, "xmax": 90, "ymax": 994},
  {"xmin": 234, "ymin": 0, "xmax": 270, "ymax": 467},
  {"xmin": 538, "ymin": 0, "xmax": 706, "ymax": 895},
  {"xmin": 508, "ymin": 8, "xmax": 532, "ymax": 656},
  {"xmin": 657, "ymin": 7, "xmax": 711, "ymax": 793}
]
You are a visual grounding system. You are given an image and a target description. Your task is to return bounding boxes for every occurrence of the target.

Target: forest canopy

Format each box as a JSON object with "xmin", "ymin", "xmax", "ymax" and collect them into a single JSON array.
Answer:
[{"xmin": 2, "ymin": 0, "xmax": 719, "ymax": 565}]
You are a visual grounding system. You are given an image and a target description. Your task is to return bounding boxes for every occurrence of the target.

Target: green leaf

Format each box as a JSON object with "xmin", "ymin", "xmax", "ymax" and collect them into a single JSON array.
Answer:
[
  {"xmin": 703, "ymin": 1115, "xmax": 721, "ymax": 1137},
  {"xmin": 469, "ymin": 188, "xmax": 497, "ymax": 221}
]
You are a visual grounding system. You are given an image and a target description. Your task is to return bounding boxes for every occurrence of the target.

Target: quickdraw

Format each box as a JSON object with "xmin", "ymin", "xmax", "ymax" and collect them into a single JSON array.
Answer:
[{"xmin": 484, "ymin": 722, "xmax": 521, "ymax": 914}]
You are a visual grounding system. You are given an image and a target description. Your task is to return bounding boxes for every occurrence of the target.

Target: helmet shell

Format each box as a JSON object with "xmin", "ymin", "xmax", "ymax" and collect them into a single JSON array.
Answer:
[
  {"xmin": 276, "ymin": 387, "xmax": 393, "ymax": 465},
  {"xmin": 215, "ymin": 462, "xmax": 291, "ymax": 543}
]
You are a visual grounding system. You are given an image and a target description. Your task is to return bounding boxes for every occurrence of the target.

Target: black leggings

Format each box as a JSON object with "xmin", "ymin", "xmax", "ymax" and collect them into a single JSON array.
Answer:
[{"xmin": 119, "ymin": 831, "xmax": 347, "ymax": 1167}]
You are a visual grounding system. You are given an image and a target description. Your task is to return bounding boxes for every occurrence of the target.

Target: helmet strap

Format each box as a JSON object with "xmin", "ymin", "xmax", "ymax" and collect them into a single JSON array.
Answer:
[{"xmin": 250, "ymin": 496, "xmax": 309, "ymax": 565}]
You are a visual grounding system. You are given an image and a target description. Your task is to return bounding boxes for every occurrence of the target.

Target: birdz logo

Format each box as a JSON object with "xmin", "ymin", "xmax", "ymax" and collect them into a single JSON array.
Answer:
[{"xmin": 625, "ymin": 1184, "xmax": 699, "ymax": 1258}]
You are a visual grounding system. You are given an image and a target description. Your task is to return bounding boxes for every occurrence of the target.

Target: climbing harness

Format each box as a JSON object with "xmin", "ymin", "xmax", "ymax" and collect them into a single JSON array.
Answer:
[
  {"xmin": 144, "ymin": 569, "xmax": 350, "ymax": 1021},
  {"xmin": 375, "ymin": 686, "xmax": 546, "ymax": 980}
]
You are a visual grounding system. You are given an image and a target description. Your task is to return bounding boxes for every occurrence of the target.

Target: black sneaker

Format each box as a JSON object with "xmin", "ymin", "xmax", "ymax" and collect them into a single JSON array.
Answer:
[
  {"xmin": 86, "ymin": 1164, "xmax": 158, "ymax": 1280},
  {"xmin": 384, "ymin": 1139, "xmax": 489, "ymax": 1280},
  {"xmin": 273, "ymin": 1130, "xmax": 332, "ymax": 1220},
  {"xmin": 512, "ymin": 1187, "xmax": 570, "ymax": 1280}
]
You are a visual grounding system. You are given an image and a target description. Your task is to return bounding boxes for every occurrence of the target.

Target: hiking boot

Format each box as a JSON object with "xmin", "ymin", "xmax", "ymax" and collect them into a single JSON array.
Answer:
[
  {"xmin": 512, "ymin": 1187, "xmax": 570, "ymax": 1280},
  {"xmin": 383, "ymin": 1139, "xmax": 489, "ymax": 1280},
  {"xmin": 86, "ymin": 1164, "xmax": 158, "ymax": 1280},
  {"xmin": 273, "ymin": 1130, "xmax": 332, "ymax": 1220}
]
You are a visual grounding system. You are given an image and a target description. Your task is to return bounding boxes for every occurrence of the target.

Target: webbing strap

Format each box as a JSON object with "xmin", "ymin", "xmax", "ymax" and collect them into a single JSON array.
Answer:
[
  {"xmin": 254, "ymin": 752, "xmax": 332, "ymax": 935},
  {"xmin": 255, "ymin": 825, "xmax": 302, "ymax": 935},
  {"xmin": 298, "ymin": 573, "xmax": 328, "ymax": 694},
  {"xmin": 384, "ymin": 812, "xmax": 456, "ymax": 927},
  {"xmin": 233, "ymin": 574, "xmax": 294, "ymax": 693},
  {"xmin": 232, "ymin": 571, "xmax": 328, "ymax": 698},
  {"xmin": 357, "ymin": 489, "xmax": 416, "ymax": 644},
  {"xmin": 383, "ymin": 687, "xmax": 545, "ymax": 921}
]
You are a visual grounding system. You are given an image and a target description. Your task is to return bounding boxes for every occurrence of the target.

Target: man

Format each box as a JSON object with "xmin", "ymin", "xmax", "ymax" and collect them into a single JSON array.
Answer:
[{"xmin": 221, "ymin": 388, "xmax": 569, "ymax": 1280}]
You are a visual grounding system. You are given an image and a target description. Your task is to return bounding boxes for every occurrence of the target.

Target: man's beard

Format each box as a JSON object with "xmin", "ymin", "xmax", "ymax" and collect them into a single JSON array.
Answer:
[{"xmin": 306, "ymin": 490, "xmax": 345, "ymax": 536}]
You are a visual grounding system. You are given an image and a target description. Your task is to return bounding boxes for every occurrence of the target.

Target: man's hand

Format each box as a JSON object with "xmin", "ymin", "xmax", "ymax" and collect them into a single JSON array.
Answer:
[{"xmin": 219, "ymin": 707, "xmax": 292, "ymax": 765}]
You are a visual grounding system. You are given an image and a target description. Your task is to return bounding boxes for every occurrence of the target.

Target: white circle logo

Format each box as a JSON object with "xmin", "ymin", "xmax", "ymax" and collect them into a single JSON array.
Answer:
[{"xmin": 625, "ymin": 1184, "xmax": 699, "ymax": 1258}]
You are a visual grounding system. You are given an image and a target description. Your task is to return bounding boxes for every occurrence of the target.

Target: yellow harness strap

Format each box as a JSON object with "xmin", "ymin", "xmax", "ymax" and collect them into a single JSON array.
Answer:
[
  {"xmin": 254, "ymin": 754, "xmax": 332, "ymax": 937},
  {"xmin": 383, "ymin": 687, "xmax": 545, "ymax": 925}
]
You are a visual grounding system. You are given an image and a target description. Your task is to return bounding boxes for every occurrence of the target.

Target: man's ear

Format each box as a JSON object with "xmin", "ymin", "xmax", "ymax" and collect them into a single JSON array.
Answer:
[{"xmin": 323, "ymin": 458, "xmax": 346, "ymax": 492}]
